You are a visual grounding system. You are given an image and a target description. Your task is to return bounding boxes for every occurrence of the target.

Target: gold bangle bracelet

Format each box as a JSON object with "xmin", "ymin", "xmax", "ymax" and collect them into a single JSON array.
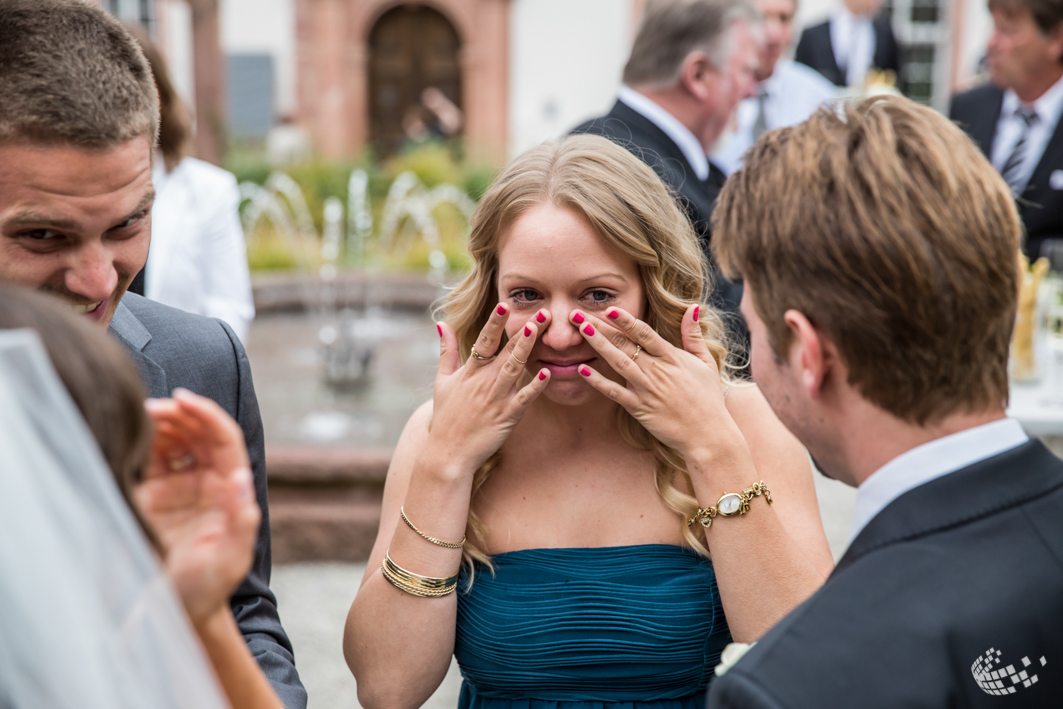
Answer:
[
  {"xmin": 381, "ymin": 552, "xmax": 459, "ymax": 598},
  {"xmin": 687, "ymin": 481, "xmax": 773, "ymax": 529},
  {"xmin": 400, "ymin": 507, "xmax": 466, "ymax": 549}
]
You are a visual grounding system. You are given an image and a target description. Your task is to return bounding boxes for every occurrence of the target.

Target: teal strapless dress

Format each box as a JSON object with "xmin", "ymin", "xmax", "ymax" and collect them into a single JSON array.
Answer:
[{"xmin": 455, "ymin": 544, "xmax": 731, "ymax": 709}]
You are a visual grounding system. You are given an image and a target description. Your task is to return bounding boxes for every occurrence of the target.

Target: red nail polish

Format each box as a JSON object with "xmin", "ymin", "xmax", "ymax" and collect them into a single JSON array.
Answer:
[
  {"xmin": 538, "ymin": 370, "xmax": 547, "ymax": 381},
  {"xmin": 524, "ymin": 325, "xmax": 532, "ymax": 337},
  {"xmin": 607, "ymin": 309, "xmax": 620, "ymax": 320},
  {"xmin": 436, "ymin": 323, "xmax": 442, "ymax": 337},
  {"xmin": 496, "ymin": 305, "xmax": 507, "ymax": 316},
  {"xmin": 536, "ymin": 311, "xmax": 546, "ymax": 323},
  {"xmin": 693, "ymin": 305, "xmax": 700, "ymax": 322},
  {"xmin": 573, "ymin": 312, "xmax": 585, "ymax": 324},
  {"xmin": 579, "ymin": 366, "xmax": 591, "ymax": 377},
  {"xmin": 583, "ymin": 324, "xmax": 595, "ymax": 337}
]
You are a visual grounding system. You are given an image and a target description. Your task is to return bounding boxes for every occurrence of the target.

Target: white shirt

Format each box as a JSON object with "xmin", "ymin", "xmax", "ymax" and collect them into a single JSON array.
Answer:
[
  {"xmin": 849, "ymin": 418, "xmax": 1029, "ymax": 543},
  {"xmin": 712, "ymin": 61, "xmax": 839, "ymax": 175},
  {"xmin": 618, "ymin": 86, "xmax": 710, "ymax": 181},
  {"xmin": 830, "ymin": 8, "xmax": 876, "ymax": 88},
  {"xmin": 991, "ymin": 72, "xmax": 1063, "ymax": 192},
  {"xmin": 147, "ymin": 157, "xmax": 256, "ymax": 343}
]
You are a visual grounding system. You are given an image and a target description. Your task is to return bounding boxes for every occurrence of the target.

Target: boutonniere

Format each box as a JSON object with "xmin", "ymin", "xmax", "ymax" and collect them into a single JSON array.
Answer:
[{"xmin": 714, "ymin": 641, "xmax": 757, "ymax": 676}]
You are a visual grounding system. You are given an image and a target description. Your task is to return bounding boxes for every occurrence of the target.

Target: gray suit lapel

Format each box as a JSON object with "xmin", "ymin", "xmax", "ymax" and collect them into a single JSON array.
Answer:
[{"xmin": 109, "ymin": 301, "xmax": 168, "ymax": 397}]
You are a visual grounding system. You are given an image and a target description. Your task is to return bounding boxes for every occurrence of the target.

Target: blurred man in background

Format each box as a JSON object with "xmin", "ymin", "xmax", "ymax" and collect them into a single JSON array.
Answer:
[
  {"xmin": 573, "ymin": 0, "xmax": 760, "ymax": 355},
  {"xmin": 794, "ymin": 0, "xmax": 902, "ymax": 90},
  {"xmin": 714, "ymin": 0, "xmax": 839, "ymax": 174},
  {"xmin": 950, "ymin": 0, "xmax": 1063, "ymax": 261}
]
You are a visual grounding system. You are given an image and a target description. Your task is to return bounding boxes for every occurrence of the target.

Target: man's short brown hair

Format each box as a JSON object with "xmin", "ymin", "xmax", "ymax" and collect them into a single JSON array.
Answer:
[
  {"xmin": 713, "ymin": 97, "xmax": 1022, "ymax": 425},
  {"xmin": 0, "ymin": 0, "xmax": 159, "ymax": 149},
  {"xmin": 988, "ymin": 0, "xmax": 1063, "ymax": 35}
]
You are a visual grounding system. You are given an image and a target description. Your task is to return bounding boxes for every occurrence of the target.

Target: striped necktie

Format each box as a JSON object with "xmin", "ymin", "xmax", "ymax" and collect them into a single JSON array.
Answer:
[
  {"xmin": 1001, "ymin": 106, "xmax": 1040, "ymax": 194},
  {"xmin": 751, "ymin": 88, "xmax": 769, "ymax": 142}
]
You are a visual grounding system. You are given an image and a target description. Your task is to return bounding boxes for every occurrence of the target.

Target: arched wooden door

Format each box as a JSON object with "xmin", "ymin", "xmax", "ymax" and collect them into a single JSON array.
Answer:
[{"xmin": 368, "ymin": 5, "xmax": 462, "ymax": 156}]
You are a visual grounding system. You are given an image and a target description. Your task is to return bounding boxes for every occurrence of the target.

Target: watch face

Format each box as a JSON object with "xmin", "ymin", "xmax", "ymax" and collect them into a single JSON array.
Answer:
[{"xmin": 718, "ymin": 493, "xmax": 743, "ymax": 516}]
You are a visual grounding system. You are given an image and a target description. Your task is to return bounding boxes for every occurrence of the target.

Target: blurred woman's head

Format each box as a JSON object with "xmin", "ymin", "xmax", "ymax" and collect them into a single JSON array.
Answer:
[
  {"xmin": 442, "ymin": 135, "xmax": 731, "ymax": 565},
  {"xmin": 126, "ymin": 23, "xmax": 192, "ymax": 171},
  {"xmin": 0, "ymin": 284, "xmax": 157, "ymax": 547}
]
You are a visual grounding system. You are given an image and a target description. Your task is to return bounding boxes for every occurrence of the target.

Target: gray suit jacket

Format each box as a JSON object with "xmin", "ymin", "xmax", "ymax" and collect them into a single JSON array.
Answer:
[{"xmin": 109, "ymin": 293, "xmax": 307, "ymax": 709}]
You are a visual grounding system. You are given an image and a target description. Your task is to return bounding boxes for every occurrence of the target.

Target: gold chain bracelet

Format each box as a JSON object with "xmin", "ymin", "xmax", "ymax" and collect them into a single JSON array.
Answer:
[
  {"xmin": 687, "ymin": 481, "xmax": 773, "ymax": 529},
  {"xmin": 400, "ymin": 507, "xmax": 466, "ymax": 548},
  {"xmin": 381, "ymin": 552, "xmax": 459, "ymax": 598}
]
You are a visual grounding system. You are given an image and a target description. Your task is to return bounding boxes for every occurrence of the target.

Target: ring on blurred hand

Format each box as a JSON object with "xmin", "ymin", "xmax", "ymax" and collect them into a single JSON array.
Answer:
[
  {"xmin": 631, "ymin": 345, "xmax": 642, "ymax": 361},
  {"xmin": 470, "ymin": 346, "xmax": 493, "ymax": 361},
  {"xmin": 513, "ymin": 354, "xmax": 528, "ymax": 365},
  {"xmin": 168, "ymin": 453, "xmax": 196, "ymax": 471}
]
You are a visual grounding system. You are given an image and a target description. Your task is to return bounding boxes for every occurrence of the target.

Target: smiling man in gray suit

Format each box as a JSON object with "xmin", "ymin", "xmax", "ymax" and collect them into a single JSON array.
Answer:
[{"xmin": 0, "ymin": 2, "xmax": 306, "ymax": 706}]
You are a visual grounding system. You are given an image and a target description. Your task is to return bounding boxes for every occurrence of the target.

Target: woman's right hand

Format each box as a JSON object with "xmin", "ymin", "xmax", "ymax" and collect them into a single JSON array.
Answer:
[{"xmin": 429, "ymin": 303, "xmax": 552, "ymax": 477}]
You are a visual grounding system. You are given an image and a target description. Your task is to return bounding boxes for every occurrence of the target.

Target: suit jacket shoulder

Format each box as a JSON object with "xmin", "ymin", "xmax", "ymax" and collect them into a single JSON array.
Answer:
[
  {"xmin": 949, "ymin": 84, "xmax": 1004, "ymax": 158},
  {"xmin": 709, "ymin": 440, "xmax": 1063, "ymax": 708},
  {"xmin": 794, "ymin": 22, "xmax": 844, "ymax": 87},
  {"xmin": 109, "ymin": 294, "xmax": 308, "ymax": 709}
]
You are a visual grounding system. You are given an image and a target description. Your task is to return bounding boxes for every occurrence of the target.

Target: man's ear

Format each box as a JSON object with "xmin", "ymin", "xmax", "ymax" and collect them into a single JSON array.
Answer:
[
  {"xmin": 1048, "ymin": 24, "xmax": 1063, "ymax": 65},
  {"xmin": 680, "ymin": 51, "xmax": 715, "ymax": 101},
  {"xmin": 782, "ymin": 309, "xmax": 832, "ymax": 400}
]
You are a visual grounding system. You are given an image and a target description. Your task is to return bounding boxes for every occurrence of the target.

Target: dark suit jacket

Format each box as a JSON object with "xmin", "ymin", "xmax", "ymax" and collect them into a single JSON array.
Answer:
[
  {"xmin": 109, "ymin": 294, "xmax": 308, "ymax": 709},
  {"xmin": 794, "ymin": 19, "xmax": 902, "ymax": 88},
  {"xmin": 951, "ymin": 84, "xmax": 1063, "ymax": 260},
  {"xmin": 570, "ymin": 100, "xmax": 746, "ymax": 344},
  {"xmin": 708, "ymin": 439, "xmax": 1063, "ymax": 708}
]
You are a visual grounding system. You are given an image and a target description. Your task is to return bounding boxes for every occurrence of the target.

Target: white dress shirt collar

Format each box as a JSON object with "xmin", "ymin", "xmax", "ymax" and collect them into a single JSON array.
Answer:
[
  {"xmin": 830, "ymin": 8, "xmax": 876, "ymax": 88},
  {"xmin": 849, "ymin": 418, "xmax": 1029, "ymax": 543},
  {"xmin": 618, "ymin": 86, "xmax": 710, "ymax": 181},
  {"xmin": 1000, "ymin": 71, "xmax": 1063, "ymax": 134}
]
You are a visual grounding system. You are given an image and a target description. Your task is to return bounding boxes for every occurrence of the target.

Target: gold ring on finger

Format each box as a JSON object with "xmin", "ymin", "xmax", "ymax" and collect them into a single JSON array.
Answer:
[
  {"xmin": 631, "ymin": 344, "xmax": 642, "ymax": 361},
  {"xmin": 513, "ymin": 354, "xmax": 528, "ymax": 365},
  {"xmin": 470, "ymin": 346, "xmax": 494, "ymax": 361},
  {"xmin": 168, "ymin": 453, "xmax": 196, "ymax": 471}
]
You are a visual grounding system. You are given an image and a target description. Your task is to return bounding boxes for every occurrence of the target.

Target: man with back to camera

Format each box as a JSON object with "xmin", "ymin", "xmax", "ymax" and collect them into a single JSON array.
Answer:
[
  {"xmin": 794, "ymin": 0, "xmax": 902, "ymax": 89},
  {"xmin": 705, "ymin": 96, "xmax": 1063, "ymax": 707},
  {"xmin": 0, "ymin": 2, "xmax": 307, "ymax": 706},
  {"xmin": 951, "ymin": 0, "xmax": 1063, "ymax": 262},
  {"xmin": 572, "ymin": 0, "xmax": 760, "ymax": 351},
  {"xmin": 713, "ymin": 0, "xmax": 839, "ymax": 174}
]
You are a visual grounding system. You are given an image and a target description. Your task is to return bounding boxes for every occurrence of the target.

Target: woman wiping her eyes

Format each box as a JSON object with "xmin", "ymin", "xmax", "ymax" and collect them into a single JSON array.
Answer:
[{"xmin": 344, "ymin": 134, "xmax": 834, "ymax": 709}]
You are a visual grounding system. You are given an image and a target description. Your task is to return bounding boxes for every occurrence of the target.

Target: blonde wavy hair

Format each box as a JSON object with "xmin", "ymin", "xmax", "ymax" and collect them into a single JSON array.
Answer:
[{"xmin": 437, "ymin": 134, "xmax": 733, "ymax": 574}]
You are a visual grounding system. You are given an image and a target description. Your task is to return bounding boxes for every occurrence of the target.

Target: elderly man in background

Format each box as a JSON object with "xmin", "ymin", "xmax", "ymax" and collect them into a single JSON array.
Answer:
[
  {"xmin": 0, "ymin": 2, "xmax": 306, "ymax": 706},
  {"xmin": 572, "ymin": 0, "xmax": 760, "ymax": 352},
  {"xmin": 951, "ymin": 0, "xmax": 1063, "ymax": 262},
  {"xmin": 714, "ymin": 0, "xmax": 838, "ymax": 174}
]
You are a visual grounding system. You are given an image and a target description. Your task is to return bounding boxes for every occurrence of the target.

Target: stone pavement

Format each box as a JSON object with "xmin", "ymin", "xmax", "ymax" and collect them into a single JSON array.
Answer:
[{"xmin": 271, "ymin": 473, "xmax": 858, "ymax": 709}]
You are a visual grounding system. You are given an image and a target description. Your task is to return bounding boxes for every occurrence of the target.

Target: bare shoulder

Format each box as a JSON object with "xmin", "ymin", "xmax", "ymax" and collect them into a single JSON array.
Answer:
[{"xmin": 724, "ymin": 383, "xmax": 806, "ymax": 461}]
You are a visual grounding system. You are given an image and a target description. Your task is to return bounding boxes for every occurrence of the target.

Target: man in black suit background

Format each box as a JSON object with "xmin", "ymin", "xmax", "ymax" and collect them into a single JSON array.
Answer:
[
  {"xmin": 0, "ymin": 2, "xmax": 306, "ymax": 706},
  {"xmin": 794, "ymin": 0, "xmax": 902, "ymax": 89},
  {"xmin": 572, "ymin": 0, "xmax": 760, "ymax": 352},
  {"xmin": 950, "ymin": 0, "xmax": 1063, "ymax": 261},
  {"xmin": 707, "ymin": 97, "xmax": 1063, "ymax": 707}
]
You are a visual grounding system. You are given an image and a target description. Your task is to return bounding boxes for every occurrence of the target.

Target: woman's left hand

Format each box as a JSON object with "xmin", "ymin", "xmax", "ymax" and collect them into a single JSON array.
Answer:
[
  {"xmin": 571, "ymin": 305, "xmax": 737, "ymax": 459},
  {"xmin": 135, "ymin": 389, "xmax": 260, "ymax": 627}
]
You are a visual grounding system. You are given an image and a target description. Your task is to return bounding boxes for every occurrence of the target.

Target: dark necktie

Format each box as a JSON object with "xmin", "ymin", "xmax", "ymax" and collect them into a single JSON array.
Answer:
[{"xmin": 1001, "ymin": 106, "xmax": 1040, "ymax": 194}]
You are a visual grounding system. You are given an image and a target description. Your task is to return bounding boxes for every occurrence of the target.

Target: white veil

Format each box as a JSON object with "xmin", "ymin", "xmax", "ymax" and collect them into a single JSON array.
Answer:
[{"xmin": 0, "ymin": 329, "xmax": 228, "ymax": 709}]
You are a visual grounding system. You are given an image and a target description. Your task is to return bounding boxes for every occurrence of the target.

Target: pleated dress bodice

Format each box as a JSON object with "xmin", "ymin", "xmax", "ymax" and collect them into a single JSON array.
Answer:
[{"xmin": 454, "ymin": 544, "xmax": 731, "ymax": 709}]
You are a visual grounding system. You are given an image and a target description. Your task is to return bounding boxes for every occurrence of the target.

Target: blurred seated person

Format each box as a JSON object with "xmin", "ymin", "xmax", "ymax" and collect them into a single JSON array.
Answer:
[
  {"xmin": 126, "ymin": 26, "xmax": 255, "ymax": 343},
  {"xmin": 794, "ymin": 0, "xmax": 902, "ymax": 90},
  {"xmin": 401, "ymin": 87, "xmax": 465, "ymax": 151},
  {"xmin": 0, "ymin": 284, "xmax": 282, "ymax": 709},
  {"xmin": 713, "ymin": 0, "xmax": 838, "ymax": 173},
  {"xmin": 344, "ymin": 134, "xmax": 834, "ymax": 708},
  {"xmin": 950, "ymin": 0, "xmax": 1063, "ymax": 261}
]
